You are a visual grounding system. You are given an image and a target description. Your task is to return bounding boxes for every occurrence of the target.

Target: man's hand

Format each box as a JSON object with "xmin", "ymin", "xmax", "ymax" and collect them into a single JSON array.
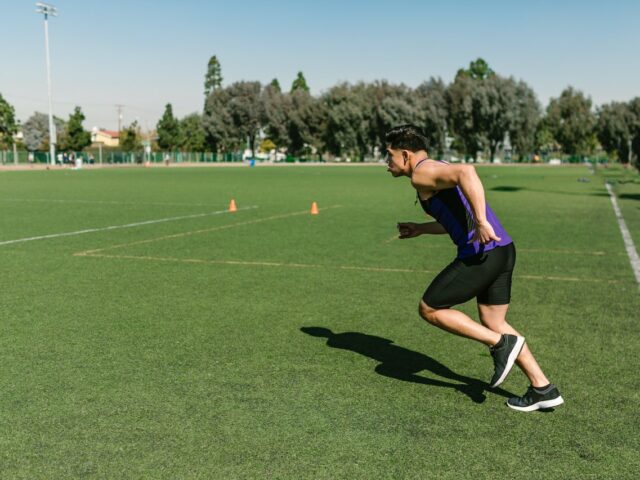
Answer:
[
  {"xmin": 397, "ymin": 222, "xmax": 423, "ymax": 239},
  {"xmin": 470, "ymin": 220, "xmax": 501, "ymax": 244}
]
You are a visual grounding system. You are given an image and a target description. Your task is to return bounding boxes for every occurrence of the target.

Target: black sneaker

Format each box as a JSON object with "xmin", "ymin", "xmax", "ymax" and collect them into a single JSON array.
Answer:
[
  {"xmin": 507, "ymin": 384, "xmax": 564, "ymax": 412},
  {"xmin": 489, "ymin": 334, "xmax": 525, "ymax": 388}
]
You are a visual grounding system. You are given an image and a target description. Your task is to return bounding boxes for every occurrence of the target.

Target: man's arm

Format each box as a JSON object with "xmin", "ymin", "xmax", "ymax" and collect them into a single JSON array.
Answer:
[
  {"xmin": 397, "ymin": 221, "xmax": 447, "ymax": 239},
  {"xmin": 411, "ymin": 163, "xmax": 501, "ymax": 244}
]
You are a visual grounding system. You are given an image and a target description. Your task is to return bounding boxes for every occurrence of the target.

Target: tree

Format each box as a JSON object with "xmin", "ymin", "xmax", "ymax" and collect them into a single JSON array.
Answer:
[
  {"xmin": 120, "ymin": 121, "xmax": 142, "ymax": 151},
  {"xmin": 261, "ymin": 82, "xmax": 288, "ymax": 148},
  {"xmin": 291, "ymin": 71, "xmax": 310, "ymax": 93},
  {"xmin": 414, "ymin": 78, "xmax": 448, "ymax": 157},
  {"xmin": 359, "ymin": 80, "xmax": 425, "ymax": 156},
  {"xmin": 0, "ymin": 93, "xmax": 18, "ymax": 148},
  {"xmin": 228, "ymin": 81, "xmax": 263, "ymax": 157},
  {"xmin": 269, "ymin": 78, "xmax": 281, "ymax": 93},
  {"xmin": 368, "ymin": 81, "xmax": 421, "ymax": 154},
  {"xmin": 628, "ymin": 98, "xmax": 640, "ymax": 167},
  {"xmin": 321, "ymin": 83, "xmax": 371, "ymax": 160},
  {"xmin": 287, "ymin": 88, "xmax": 323, "ymax": 157},
  {"xmin": 447, "ymin": 74, "xmax": 483, "ymax": 159},
  {"xmin": 22, "ymin": 112, "xmax": 66, "ymax": 151},
  {"xmin": 545, "ymin": 87, "xmax": 597, "ymax": 156},
  {"xmin": 61, "ymin": 106, "xmax": 91, "ymax": 151},
  {"xmin": 259, "ymin": 138, "xmax": 276, "ymax": 153},
  {"xmin": 204, "ymin": 55, "xmax": 223, "ymax": 98},
  {"xmin": 456, "ymin": 58, "xmax": 495, "ymax": 81},
  {"xmin": 472, "ymin": 75, "xmax": 518, "ymax": 162},
  {"xmin": 203, "ymin": 87, "xmax": 235, "ymax": 152},
  {"xmin": 179, "ymin": 113, "xmax": 206, "ymax": 152},
  {"xmin": 156, "ymin": 103, "xmax": 181, "ymax": 151},
  {"xmin": 474, "ymin": 76, "xmax": 540, "ymax": 161},
  {"xmin": 534, "ymin": 121, "xmax": 557, "ymax": 157},
  {"xmin": 510, "ymin": 80, "xmax": 541, "ymax": 159},
  {"xmin": 596, "ymin": 102, "xmax": 634, "ymax": 163},
  {"xmin": 447, "ymin": 63, "xmax": 540, "ymax": 161}
]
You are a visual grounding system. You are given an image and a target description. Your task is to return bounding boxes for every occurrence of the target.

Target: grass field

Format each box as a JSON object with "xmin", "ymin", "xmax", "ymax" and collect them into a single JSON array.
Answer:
[{"xmin": 0, "ymin": 164, "xmax": 639, "ymax": 479}]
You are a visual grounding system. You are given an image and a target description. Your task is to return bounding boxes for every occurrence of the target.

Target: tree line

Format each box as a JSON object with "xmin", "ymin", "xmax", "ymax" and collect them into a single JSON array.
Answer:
[
  {"xmin": 1, "ymin": 57, "xmax": 639, "ymax": 165},
  {"xmin": 0, "ymin": 103, "xmax": 92, "ymax": 153}
]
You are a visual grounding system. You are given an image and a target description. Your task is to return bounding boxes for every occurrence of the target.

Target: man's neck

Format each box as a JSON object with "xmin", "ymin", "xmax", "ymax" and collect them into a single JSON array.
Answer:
[{"xmin": 407, "ymin": 151, "xmax": 429, "ymax": 175}]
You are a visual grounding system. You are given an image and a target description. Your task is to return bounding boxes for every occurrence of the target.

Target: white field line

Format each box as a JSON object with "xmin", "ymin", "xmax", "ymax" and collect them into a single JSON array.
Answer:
[
  {"xmin": 0, "ymin": 197, "xmax": 224, "ymax": 208},
  {"xmin": 74, "ymin": 205, "xmax": 343, "ymax": 256},
  {"xmin": 76, "ymin": 252, "xmax": 623, "ymax": 284},
  {"xmin": 0, "ymin": 206, "xmax": 257, "ymax": 247},
  {"xmin": 606, "ymin": 182, "xmax": 640, "ymax": 289}
]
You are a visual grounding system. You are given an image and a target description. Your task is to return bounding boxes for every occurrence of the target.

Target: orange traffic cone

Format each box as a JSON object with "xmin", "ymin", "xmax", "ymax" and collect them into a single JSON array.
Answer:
[
  {"xmin": 229, "ymin": 199, "xmax": 237, "ymax": 212},
  {"xmin": 310, "ymin": 202, "xmax": 319, "ymax": 215}
]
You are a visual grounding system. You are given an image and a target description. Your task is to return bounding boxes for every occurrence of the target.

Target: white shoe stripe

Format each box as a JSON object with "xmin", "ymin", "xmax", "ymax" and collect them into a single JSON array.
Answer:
[
  {"xmin": 507, "ymin": 395, "xmax": 564, "ymax": 412},
  {"xmin": 491, "ymin": 336, "xmax": 525, "ymax": 388}
]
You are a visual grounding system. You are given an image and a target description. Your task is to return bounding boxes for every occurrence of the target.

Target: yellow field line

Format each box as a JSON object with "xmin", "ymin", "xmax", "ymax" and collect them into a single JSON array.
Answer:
[
  {"xmin": 76, "ymin": 252, "xmax": 625, "ymax": 284},
  {"xmin": 383, "ymin": 236, "xmax": 618, "ymax": 256},
  {"xmin": 383, "ymin": 234, "xmax": 400, "ymax": 244},
  {"xmin": 74, "ymin": 205, "xmax": 342, "ymax": 256},
  {"xmin": 516, "ymin": 248, "xmax": 612, "ymax": 256}
]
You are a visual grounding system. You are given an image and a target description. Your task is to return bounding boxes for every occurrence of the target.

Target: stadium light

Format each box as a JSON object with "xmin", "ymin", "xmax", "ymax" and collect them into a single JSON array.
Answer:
[{"xmin": 35, "ymin": 2, "xmax": 58, "ymax": 166}]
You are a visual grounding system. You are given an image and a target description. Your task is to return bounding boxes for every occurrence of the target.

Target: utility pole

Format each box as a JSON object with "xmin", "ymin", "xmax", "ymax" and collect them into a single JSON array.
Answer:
[
  {"xmin": 116, "ymin": 104, "xmax": 124, "ymax": 132},
  {"xmin": 35, "ymin": 2, "xmax": 58, "ymax": 166}
]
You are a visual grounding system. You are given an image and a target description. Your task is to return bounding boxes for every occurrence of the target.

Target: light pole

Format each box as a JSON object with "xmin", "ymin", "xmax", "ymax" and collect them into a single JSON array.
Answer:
[{"xmin": 35, "ymin": 2, "xmax": 57, "ymax": 166}]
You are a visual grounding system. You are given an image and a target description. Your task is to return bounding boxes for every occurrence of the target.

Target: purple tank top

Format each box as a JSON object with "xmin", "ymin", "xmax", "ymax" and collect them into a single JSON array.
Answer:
[{"xmin": 415, "ymin": 161, "xmax": 512, "ymax": 258}]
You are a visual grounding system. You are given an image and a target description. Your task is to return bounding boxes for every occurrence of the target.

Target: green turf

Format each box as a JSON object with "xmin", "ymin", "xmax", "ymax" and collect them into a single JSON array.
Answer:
[
  {"xmin": 598, "ymin": 163, "xmax": 640, "ymax": 249},
  {"xmin": 0, "ymin": 164, "xmax": 638, "ymax": 479}
]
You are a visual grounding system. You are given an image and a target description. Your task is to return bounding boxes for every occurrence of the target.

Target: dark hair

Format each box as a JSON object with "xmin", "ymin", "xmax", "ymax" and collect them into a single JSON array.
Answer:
[{"xmin": 385, "ymin": 124, "xmax": 428, "ymax": 152}]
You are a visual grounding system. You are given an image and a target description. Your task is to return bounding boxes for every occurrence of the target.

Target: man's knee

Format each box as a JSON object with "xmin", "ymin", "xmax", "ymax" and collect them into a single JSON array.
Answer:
[
  {"xmin": 419, "ymin": 300, "xmax": 440, "ymax": 325},
  {"xmin": 478, "ymin": 305, "xmax": 509, "ymax": 332},
  {"xmin": 481, "ymin": 317, "xmax": 507, "ymax": 332}
]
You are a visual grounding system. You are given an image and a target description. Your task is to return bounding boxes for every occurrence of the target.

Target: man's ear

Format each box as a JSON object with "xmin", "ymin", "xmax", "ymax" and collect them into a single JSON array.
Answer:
[{"xmin": 402, "ymin": 151, "xmax": 408, "ymax": 164}]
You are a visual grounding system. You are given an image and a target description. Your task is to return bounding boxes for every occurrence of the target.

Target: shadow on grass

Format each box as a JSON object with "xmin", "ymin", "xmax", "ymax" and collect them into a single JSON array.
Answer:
[
  {"xmin": 491, "ymin": 186, "xmax": 524, "ymax": 192},
  {"xmin": 301, "ymin": 327, "xmax": 516, "ymax": 405},
  {"xmin": 619, "ymin": 193, "xmax": 640, "ymax": 201},
  {"xmin": 490, "ymin": 185, "xmax": 609, "ymax": 197}
]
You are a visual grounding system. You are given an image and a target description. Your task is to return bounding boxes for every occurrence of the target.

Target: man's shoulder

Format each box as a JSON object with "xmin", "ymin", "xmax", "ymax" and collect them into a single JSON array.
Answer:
[
  {"xmin": 410, "ymin": 174, "xmax": 433, "ymax": 196},
  {"xmin": 411, "ymin": 162, "xmax": 443, "ymax": 192}
]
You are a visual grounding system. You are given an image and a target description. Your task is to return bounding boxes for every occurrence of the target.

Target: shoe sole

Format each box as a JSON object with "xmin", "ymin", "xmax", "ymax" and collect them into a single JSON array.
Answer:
[
  {"xmin": 506, "ymin": 395, "xmax": 565, "ymax": 412},
  {"xmin": 490, "ymin": 336, "xmax": 525, "ymax": 388}
]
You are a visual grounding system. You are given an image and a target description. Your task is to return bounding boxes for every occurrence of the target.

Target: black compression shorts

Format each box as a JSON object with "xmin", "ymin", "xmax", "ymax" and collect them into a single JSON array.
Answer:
[{"xmin": 422, "ymin": 243, "xmax": 516, "ymax": 309}]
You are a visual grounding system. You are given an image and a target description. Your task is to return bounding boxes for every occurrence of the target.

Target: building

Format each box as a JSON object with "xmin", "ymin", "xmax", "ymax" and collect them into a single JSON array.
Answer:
[{"xmin": 91, "ymin": 129, "xmax": 120, "ymax": 147}]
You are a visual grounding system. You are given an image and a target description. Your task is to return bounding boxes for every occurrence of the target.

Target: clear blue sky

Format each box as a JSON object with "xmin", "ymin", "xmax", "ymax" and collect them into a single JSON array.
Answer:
[{"xmin": 1, "ymin": 0, "xmax": 638, "ymax": 131}]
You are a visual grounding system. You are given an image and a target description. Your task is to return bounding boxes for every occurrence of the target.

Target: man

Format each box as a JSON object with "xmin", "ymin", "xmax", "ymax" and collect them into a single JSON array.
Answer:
[{"xmin": 385, "ymin": 124, "xmax": 563, "ymax": 412}]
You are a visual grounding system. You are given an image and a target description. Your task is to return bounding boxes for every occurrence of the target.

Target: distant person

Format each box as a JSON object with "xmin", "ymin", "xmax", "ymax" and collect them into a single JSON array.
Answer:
[
  {"xmin": 88, "ymin": 154, "xmax": 95, "ymax": 164},
  {"xmin": 384, "ymin": 124, "xmax": 563, "ymax": 412},
  {"xmin": 28, "ymin": 152, "xmax": 34, "ymax": 166},
  {"xmin": 164, "ymin": 154, "xmax": 170, "ymax": 166}
]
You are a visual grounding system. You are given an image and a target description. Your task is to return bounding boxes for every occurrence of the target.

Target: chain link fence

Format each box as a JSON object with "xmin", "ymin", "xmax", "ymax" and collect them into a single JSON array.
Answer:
[{"xmin": 0, "ymin": 149, "xmax": 616, "ymax": 166}]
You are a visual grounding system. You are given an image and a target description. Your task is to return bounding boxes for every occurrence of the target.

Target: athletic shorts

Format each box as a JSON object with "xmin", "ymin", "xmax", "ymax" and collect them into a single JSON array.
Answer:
[{"xmin": 422, "ymin": 242, "xmax": 516, "ymax": 309}]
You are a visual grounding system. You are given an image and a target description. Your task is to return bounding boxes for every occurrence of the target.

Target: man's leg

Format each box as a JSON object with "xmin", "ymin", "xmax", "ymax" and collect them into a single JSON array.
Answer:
[
  {"xmin": 477, "ymin": 303, "xmax": 549, "ymax": 388},
  {"xmin": 419, "ymin": 300, "xmax": 501, "ymax": 347}
]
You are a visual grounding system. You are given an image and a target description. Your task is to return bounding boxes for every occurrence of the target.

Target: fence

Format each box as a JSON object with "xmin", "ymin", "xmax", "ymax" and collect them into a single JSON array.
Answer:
[
  {"xmin": 0, "ymin": 150, "xmax": 246, "ymax": 165},
  {"xmin": 0, "ymin": 149, "xmax": 615, "ymax": 166}
]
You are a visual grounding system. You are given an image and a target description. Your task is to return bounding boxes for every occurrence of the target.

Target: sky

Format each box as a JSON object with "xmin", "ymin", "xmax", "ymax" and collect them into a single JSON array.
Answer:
[{"xmin": 1, "ymin": 0, "xmax": 638, "ymax": 131}]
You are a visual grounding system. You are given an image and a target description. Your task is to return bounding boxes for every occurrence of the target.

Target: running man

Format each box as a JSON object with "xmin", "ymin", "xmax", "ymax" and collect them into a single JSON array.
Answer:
[{"xmin": 384, "ymin": 124, "xmax": 564, "ymax": 412}]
